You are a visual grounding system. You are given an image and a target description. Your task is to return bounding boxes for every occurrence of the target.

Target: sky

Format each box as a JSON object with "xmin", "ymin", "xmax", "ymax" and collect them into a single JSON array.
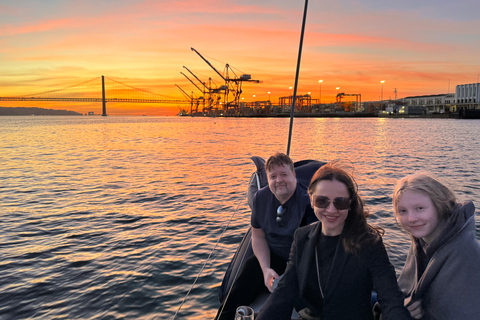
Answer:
[{"xmin": 1, "ymin": 0, "xmax": 480, "ymax": 115}]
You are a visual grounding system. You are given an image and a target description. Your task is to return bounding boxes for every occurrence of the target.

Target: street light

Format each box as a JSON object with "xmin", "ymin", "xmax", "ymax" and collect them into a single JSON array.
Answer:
[
  {"xmin": 268, "ymin": 91, "xmax": 271, "ymax": 101},
  {"xmin": 380, "ymin": 80, "xmax": 385, "ymax": 102},
  {"xmin": 318, "ymin": 80, "xmax": 323, "ymax": 103},
  {"xmin": 289, "ymin": 87, "xmax": 293, "ymax": 108}
]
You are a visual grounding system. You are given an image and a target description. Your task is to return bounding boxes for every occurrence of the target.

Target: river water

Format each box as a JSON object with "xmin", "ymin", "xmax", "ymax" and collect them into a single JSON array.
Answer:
[{"xmin": 1, "ymin": 116, "xmax": 479, "ymax": 320}]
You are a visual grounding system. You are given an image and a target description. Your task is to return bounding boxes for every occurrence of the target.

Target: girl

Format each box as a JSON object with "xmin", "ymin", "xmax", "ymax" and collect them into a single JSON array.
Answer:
[
  {"xmin": 257, "ymin": 163, "xmax": 411, "ymax": 320},
  {"xmin": 393, "ymin": 173, "xmax": 480, "ymax": 319}
]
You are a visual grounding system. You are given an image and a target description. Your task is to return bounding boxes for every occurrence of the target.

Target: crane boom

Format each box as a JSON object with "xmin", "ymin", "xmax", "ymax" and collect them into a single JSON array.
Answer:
[
  {"xmin": 183, "ymin": 66, "xmax": 207, "ymax": 90},
  {"xmin": 191, "ymin": 47, "xmax": 226, "ymax": 81},
  {"xmin": 180, "ymin": 72, "xmax": 204, "ymax": 94},
  {"xmin": 175, "ymin": 84, "xmax": 192, "ymax": 100}
]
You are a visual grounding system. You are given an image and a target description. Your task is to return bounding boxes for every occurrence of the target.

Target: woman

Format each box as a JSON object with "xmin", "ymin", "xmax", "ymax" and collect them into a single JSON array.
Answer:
[
  {"xmin": 393, "ymin": 173, "xmax": 480, "ymax": 319},
  {"xmin": 257, "ymin": 163, "xmax": 411, "ymax": 320}
]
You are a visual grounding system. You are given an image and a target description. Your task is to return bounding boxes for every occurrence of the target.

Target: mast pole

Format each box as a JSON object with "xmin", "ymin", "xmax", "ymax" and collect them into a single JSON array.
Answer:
[{"xmin": 286, "ymin": 0, "xmax": 309, "ymax": 156}]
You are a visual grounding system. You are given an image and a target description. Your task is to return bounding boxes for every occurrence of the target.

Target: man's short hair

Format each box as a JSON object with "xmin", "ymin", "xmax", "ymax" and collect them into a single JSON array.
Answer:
[{"xmin": 265, "ymin": 152, "xmax": 294, "ymax": 172}]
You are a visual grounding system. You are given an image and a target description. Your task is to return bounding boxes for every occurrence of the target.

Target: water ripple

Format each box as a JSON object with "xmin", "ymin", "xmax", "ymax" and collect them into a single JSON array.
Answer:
[{"xmin": 0, "ymin": 116, "xmax": 479, "ymax": 319}]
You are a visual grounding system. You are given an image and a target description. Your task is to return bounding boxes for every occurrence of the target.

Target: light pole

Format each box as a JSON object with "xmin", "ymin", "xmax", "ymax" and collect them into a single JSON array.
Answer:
[
  {"xmin": 289, "ymin": 87, "xmax": 293, "ymax": 108},
  {"xmin": 335, "ymin": 87, "xmax": 340, "ymax": 109},
  {"xmin": 380, "ymin": 80, "xmax": 385, "ymax": 102},
  {"xmin": 318, "ymin": 80, "xmax": 323, "ymax": 104},
  {"xmin": 268, "ymin": 91, "xmax": 271, "ymax": 101}
]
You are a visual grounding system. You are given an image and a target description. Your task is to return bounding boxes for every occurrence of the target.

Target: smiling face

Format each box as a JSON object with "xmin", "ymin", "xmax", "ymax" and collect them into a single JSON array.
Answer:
[
  {"xmin": 310, "ymin": 179, "xmax": 350, "ymax": 236},
  {"xmin": 396, "ymin": 190, "xmax": 443, "ymax": 244},
  {"xmin": 267, "ymin": 163, "xmax": 297, "ymax": 204}
]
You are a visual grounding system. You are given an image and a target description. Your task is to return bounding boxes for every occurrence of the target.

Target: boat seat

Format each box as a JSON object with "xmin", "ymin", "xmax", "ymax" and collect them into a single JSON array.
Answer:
[{"xmin": 250, "ymin": 292, "xmax": 300, "ymax": 319}]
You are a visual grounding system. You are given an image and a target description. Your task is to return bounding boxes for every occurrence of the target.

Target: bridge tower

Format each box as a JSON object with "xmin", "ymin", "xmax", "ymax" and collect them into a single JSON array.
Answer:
[{"xmin": 102, "ymin": 75, "xmax": 107, "ymax": 116}]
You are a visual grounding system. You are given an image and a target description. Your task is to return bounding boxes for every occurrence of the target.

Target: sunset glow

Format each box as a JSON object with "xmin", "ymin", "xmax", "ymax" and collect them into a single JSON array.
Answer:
[{"xmin": 1, "ymin": 0, "xmax": 479, "ymax": 115}]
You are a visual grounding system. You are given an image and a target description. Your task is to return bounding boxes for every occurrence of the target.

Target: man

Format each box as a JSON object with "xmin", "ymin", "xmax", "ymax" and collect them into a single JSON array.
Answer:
[{"xmin": 215, "ymin": 152, "xmax": 316, "ymax": 320}]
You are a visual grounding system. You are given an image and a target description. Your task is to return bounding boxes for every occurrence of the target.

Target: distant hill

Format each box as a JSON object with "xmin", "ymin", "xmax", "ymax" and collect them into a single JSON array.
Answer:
[{"xmin": 0, "ymin": 107, "xmax": 82, "ymax": 116}]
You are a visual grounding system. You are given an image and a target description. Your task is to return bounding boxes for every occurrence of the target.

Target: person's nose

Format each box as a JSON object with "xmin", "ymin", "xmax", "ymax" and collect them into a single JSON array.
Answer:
[
  {"xmin": 325, "ymin": 200, "xmax": 337, "ymax": 213},
  {"xmin": 407, "ymin": 211, "xmax": 417, "ymax": 222}
]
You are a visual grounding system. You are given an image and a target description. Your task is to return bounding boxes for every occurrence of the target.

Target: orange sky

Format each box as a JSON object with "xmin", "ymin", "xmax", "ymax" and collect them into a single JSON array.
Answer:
[{"xmin": 1, "ymin": 0, "xmax": 479, "ymax": 115}]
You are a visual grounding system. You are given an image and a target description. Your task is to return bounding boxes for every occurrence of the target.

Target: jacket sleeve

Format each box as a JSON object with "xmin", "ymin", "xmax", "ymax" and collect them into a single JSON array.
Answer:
[
  {"xmin": 368, "ymin": 240, "xmax": 413, "ymax": 320},
  {"xmin": 256, "ymin": 229, "xmax": 302, "ymax": 320}
]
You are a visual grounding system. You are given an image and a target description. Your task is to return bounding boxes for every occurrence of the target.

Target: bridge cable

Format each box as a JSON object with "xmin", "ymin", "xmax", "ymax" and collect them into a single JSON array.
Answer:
[{"xmin": 17, "ymin": 76, "xmax": 100, "ymax": 97}]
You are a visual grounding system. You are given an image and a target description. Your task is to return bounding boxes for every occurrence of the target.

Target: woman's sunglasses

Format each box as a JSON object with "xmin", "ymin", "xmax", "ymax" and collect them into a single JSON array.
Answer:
[{"xmin": 312, "ymin": 195, "xmax": 351, "ymax": 210}]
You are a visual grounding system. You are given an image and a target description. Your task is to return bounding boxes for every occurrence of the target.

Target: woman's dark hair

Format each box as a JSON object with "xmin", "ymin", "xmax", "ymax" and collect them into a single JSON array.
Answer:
[{"xmin": 308, "ymin": 162, "xmax": 383, "ymax": 254}]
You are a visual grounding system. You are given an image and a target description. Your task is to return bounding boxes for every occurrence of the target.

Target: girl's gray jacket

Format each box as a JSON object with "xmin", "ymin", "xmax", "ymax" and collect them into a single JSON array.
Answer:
[{"xmin": 397, "ymin": 201, "xmax": 480, "ymax": 320}]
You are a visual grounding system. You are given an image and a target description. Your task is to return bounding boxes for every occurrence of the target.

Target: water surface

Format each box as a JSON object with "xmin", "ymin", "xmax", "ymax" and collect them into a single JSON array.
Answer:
[{"xmin": 1, "ymin": 116, "xmax": 479, "ymax": 319}]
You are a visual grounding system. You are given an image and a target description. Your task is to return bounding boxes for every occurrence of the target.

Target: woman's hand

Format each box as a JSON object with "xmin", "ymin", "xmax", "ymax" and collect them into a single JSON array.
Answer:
[
  {"xmin": 262, "ymin": 268, "xmax": 280, "ymax": 292},
  {"xmin": 405, "ymin": 299, "xmax": 423, "ymax": 319}
]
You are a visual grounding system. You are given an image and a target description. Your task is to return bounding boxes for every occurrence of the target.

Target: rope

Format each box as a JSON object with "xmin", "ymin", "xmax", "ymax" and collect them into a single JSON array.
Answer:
[
  {"xmin": 171, "ymin": 192, "xmax": 248, "ymax": 320},
  {"xmin": 215, "ymin": 227, "xmax": 252, "ymax": 318},
  {"xmin": 215, "ymin": 171, "xmax": 261, "ymax": 318}
]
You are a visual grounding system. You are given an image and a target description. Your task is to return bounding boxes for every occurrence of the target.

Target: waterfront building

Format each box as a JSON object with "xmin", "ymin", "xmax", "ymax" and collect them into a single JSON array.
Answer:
[
  {"xmin": 403, "ymin": 93, "xmax": 455, "ymax": 114},
  {"xmin": 456, "ymin": 83, "xmax": 480, "ymax": 110}
]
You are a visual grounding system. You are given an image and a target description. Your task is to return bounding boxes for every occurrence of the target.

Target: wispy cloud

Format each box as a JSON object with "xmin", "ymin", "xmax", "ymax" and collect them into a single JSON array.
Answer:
[{"xmin": 1, "ymin": 0, "xmax": 479, "ymax": 114}]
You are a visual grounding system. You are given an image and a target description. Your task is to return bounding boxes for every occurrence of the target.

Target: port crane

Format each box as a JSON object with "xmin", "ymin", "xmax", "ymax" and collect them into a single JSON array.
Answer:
[
  {"xmin": 182, "ymin": 66, "xmax": 227, "ymax": 114},
  {"xmin": 175, "ymin": 84, "xmax": 202, "ymax": 115},
  {"xmin": 336, "ymin": 92, "xmax": 362, "ymax": 112},
  {"xmin": 190, "ymin": 47, "xmax": 261, "ymax": 115},
  {"xmin": 180, "ymin": 72, "xmax": 204, "ymax": 95}
]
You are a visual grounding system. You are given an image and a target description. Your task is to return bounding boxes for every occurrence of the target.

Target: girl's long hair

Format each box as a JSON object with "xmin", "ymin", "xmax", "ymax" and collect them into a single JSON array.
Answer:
[
  {"xmin": 392, "ymin": 172, "xmax": 457, "ymax": 223},
  {"xmin": 308, "ymin": 162, "xmax": 383, "ymax": 254}
]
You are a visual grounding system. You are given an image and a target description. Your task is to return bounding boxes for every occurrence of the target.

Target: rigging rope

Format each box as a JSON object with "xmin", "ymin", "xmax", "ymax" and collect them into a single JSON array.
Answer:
[
  {"xmin": 214, "ymin": 172, "xmax": 261, "ymax": 318},
  {"xmin": 172, "ymin": 190, "xmax": 249, "ymax": 320}
]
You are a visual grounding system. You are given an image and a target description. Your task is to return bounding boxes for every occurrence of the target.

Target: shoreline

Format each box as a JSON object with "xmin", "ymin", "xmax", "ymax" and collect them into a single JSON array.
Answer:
[{"xmin": 181, "ymin": 112, "xmax": 480, "ymax": 119}]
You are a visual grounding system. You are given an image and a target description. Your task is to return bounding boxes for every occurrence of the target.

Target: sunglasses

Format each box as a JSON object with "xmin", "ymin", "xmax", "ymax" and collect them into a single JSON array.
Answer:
[
  {"xmin": 312, "ymin": 196, "xmax": 351, "ymax": 210},
  {"xmin": 276, "ymin": 205, "xmax": 285, "ymax": 225}
]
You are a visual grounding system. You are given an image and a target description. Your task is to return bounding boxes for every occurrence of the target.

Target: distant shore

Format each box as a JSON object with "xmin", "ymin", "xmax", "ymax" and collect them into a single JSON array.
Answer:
[{"xmin": 0, "ymin": 106, "xmax": 82, "ymax": 116}]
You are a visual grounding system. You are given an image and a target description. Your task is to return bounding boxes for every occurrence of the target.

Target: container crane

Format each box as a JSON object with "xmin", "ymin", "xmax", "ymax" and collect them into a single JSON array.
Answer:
[
  {"xmin": 182, "ymin": 66, "xmax": 213, "ymax": 114},
  {"xmin": 336, "ymin": 92, "xmax": 362, "ymax": 112},
  {"xmin": 190, "ymin": 47, "xmax": 261, "ymax": 115},
  {"xmin": 180, "ymin": 72, "xmax": 204, "ymax": 95},
  {"xmin": 183, "ymin": 66, "xmax": 207, "ymax": 92},
  {"xmin": 175, "ymin": 84, "xmax": 202, "ymax": 115}
]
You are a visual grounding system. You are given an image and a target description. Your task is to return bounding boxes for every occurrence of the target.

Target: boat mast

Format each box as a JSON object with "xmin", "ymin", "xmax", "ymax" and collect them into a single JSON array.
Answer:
[{"xmin": 287, "ymin": 0, "xmax": 309, "ymax": 156}]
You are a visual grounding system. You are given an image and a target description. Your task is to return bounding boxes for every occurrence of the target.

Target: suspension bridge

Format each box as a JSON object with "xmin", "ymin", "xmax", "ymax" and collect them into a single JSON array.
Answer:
[{"xmin": 0, "ymin": 76, "xmax": 189, "ymax": 116}]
